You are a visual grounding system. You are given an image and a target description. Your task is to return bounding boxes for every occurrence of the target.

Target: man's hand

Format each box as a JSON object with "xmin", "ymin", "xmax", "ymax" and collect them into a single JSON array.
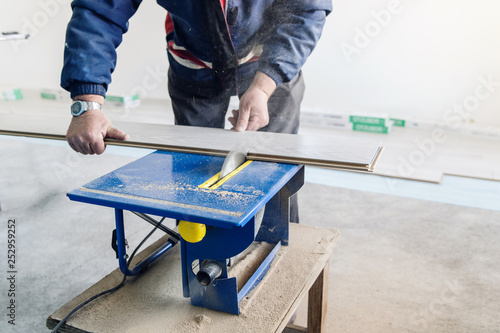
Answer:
[
  {"xmin": 229, "ymin": 71, "xmax": 277, "ymax": 131},
  {"xmin": 66, "ymin": 95, "xmax": 128, "ymax": 154}
]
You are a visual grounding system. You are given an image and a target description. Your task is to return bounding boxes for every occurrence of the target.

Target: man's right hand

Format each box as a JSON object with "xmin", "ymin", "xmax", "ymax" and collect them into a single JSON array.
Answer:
[{"xmin": 66, "ymin": 109, "xmax": 129, "ymax": 155}]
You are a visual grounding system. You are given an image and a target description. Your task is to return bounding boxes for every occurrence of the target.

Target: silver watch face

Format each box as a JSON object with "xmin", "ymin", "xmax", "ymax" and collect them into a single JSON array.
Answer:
[
  {"xmin": 71, "ymin": 101, "xmax": 83, "ymax": 114},
  {"xmin": 71, "ymin": 101, "xmax": 101, "ymax": 116}
]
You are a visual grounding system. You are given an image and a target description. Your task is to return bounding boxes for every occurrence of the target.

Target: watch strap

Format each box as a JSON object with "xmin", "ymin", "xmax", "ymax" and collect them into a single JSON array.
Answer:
[{"xmin": 71, "ymin": 100, "xmax": 103, "ymax": 116}]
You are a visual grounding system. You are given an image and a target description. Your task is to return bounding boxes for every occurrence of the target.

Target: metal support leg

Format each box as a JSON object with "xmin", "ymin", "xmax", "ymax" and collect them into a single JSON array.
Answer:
[
  {"xmin": 256, "ymin": 165, "xmax": 304, "ymax": 245},
  {"xmin": 114, "ymin": 208, "xmax": 176, "ymax": 276}
]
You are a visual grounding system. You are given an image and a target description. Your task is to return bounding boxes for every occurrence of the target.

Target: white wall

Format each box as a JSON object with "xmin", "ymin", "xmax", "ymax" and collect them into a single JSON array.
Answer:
[
  {"xmin": 303, "ymin": 0, "xmax": 500, "ymax": 126},
  {"xmin": 1, "ymin": 0, "xmax": 71, "ymax": 91},
  {"xmin": 1, "ymin": 0, "xmax": 499, "ymax": 126},
  {"xmin": 0, "ymin": 0, "xmax": 167, "ymax": 98}
]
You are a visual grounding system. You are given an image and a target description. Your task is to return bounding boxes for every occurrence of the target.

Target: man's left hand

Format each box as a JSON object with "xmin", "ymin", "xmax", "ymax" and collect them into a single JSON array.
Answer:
[{"xmin": 229, "ymin": 71, "xmax": 276, "ymax": 131}]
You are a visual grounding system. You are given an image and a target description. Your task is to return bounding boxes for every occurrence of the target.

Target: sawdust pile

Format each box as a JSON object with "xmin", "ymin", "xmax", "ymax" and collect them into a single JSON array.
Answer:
[{"xmin": 49, "ymin": 225, "xmax": 339, "ymax": 333}]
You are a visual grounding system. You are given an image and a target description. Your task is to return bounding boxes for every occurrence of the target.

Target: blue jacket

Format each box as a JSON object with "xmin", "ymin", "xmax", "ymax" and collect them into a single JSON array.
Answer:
[{"xmin": 61, "ymin": 0, "xmax": 332, "ymax": 98}]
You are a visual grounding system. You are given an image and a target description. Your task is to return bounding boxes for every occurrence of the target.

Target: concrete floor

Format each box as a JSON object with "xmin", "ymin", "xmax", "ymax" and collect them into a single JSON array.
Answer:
[
  {"xmin": 297, "ymin": 183, "xmax": 500, "ymax": 332},
  {"xmin": 0, "ymin": 137, "xmax": 499, "ymax": 332}
]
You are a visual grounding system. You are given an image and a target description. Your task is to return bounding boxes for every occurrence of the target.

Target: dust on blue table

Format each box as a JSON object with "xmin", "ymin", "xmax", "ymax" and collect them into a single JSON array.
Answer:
[{"xmin": 67, "ymin": 151, "xmax": 300, "ymax": 228}]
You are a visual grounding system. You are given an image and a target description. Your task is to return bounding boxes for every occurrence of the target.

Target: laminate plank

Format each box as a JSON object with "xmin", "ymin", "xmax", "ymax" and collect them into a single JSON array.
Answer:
[
  {"xmin": 2, "ymin": 97, "xmax": 499, "ymax": 182},
  {"xmin": 248, "ymin": 132, "xmax": 382, "ymax": 168},
  {"xmin": 366, "ymin": 128, "xmax": 500, "ymax": 183},
  {"xmin": 371, "ymin": 145, "xmax": 444, "ymax": 183},
  {"xmin": 0, "ymin": 113, "xmax": 383, "ymax": 171}
]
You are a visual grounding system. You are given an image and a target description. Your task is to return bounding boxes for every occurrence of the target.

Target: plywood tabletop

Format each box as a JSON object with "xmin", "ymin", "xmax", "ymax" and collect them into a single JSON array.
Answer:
[{"xmin": 47, "ymin": 224, "xmax": 340, "ymax": 333}]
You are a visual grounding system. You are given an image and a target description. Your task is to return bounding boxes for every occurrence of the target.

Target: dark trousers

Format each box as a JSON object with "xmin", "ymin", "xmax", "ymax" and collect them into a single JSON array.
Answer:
[{"xmin": 168, "ymin": 71, "xmax": 304, "ymax": 223}]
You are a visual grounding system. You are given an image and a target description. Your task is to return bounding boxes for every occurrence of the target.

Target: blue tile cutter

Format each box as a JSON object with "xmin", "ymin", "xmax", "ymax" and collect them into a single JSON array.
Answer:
[{"xmin": 67, "ymin": 150, "xmax": 303, "ymax": 315}]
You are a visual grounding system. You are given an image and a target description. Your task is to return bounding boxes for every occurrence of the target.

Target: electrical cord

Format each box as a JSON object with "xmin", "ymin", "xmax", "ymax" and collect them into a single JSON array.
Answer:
[{"xmin": 51, "ymin": 217, "xmax": 167, "ymax": 333}]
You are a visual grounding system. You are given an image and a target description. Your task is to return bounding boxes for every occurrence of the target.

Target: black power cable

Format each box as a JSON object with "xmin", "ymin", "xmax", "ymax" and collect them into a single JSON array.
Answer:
[{"xmin": 51, "ymin": 217, "xmax": 167, "ymax": 333}]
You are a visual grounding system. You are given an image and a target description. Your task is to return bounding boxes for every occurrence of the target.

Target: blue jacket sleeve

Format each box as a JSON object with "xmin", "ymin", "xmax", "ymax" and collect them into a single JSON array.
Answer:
[
  {"xmin": 61, "ymin": 0, "xmax": 142, "ymax": 98},
  {"xmin": 257, "ymin": 0, "xmax": 332, "ymax": 86}
]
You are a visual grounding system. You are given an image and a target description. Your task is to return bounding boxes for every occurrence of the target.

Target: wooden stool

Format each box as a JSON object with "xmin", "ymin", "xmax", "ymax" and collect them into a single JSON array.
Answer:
[{"xmin": 47, "ymin": 224, "xmax": 339, "ymax": 333}]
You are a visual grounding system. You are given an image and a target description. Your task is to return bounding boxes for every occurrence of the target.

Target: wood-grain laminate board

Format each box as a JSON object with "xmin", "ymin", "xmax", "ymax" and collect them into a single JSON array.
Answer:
[
  {"xmin": 370, "ymin": 145, "xmax": 444, "ymax": 183},
  {"xmin": 0, "ymin": 113, "xmax": 383, "ymax": 172},
  {"xmin": 4, "ymin": 96, "xmax": 498, "ymax": 183},
  {"xmin": 370, "ymin": 128, "xmax": 500, "ymax": 183}
]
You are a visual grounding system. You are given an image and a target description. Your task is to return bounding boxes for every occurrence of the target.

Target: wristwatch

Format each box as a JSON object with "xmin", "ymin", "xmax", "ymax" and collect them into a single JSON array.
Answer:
[{"xmin": 70, "ymin": 100, "xmax": 103, "ymax": 116}]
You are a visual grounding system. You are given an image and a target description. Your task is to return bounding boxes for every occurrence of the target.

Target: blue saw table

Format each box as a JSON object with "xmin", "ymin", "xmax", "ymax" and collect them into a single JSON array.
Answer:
[{"xmin": 67, "ymin": 150, "xmax": 304, "ymax": 314}]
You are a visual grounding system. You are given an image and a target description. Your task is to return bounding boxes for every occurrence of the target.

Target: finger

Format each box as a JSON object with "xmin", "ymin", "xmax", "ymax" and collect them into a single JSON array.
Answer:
[
  {"xmin": 68, "ymin": 141, "xmax": 78, "ymax": 153},
  {"xmin": 81, "ymin": 141, "xmax": 94, "ymax": 155},
  {"xmin": 76, "ymin": 144, "xmax": 88, "ymax": 155},
  {"xmin": 74, "ymin": 133, "xmax": 100, "ymax": 155},
  {"xmin": 246, "ymin": 116, "xmax": 263, "ymax": 131},
  {"xmin": 235, "ymin": 109, "xmax": 250, "ymax": 132},
  {"xmin": 87, "ymin": 143, "xmax": 96, "ymax": 155},
  {"xmin": 67, "ymin": 134, "xmax": 82, "ymax": 153},
  {"xmin": 107, "ymin": 126, "xmax": 129, "ymax": 140},
  {"xmin": 68, "ymin": 138, "xmax": 87, "ymax": 155},
  {"xmin": 92, "ymin": 138, "xmax": 106, "ymax": 155}
]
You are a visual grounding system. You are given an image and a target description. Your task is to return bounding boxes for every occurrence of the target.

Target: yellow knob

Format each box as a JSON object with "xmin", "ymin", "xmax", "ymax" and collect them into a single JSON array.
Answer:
[{"xmin": 178, "ymin": 221, "xmax": 206, "ymax": 243}]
